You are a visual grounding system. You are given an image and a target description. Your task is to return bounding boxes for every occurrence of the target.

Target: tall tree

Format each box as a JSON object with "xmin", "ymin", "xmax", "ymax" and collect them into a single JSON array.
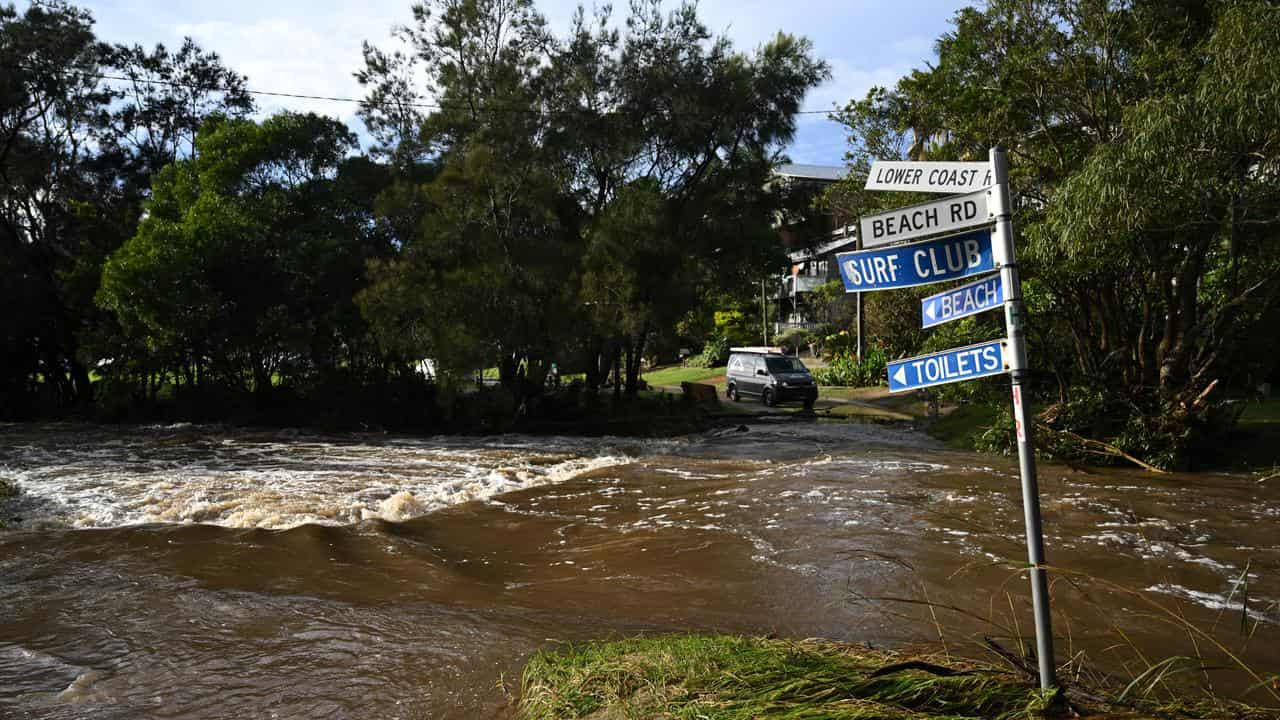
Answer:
[
  {"xmin": 0, "ymin": 0, "xmax": 111, "ymax": 409},
  {"xmin": 357, "ymin": 0, "xmax": 827, "ymax": 399},
  {"xmin": 98, "ymin": 113, "xmax": 391, "ymax": 397},
  {"xmin": 828, "ymin": 0, "xmax": 1280, "ymax": 467},
  {"xmin": 0, "ymin": 1, "xmax": 254, "ymax": 414}
]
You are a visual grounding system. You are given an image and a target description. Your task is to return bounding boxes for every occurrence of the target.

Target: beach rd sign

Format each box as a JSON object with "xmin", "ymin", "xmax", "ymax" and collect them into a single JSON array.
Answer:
[
  {"xmin": 921, "ymin": 273, "xmax": 1004, "ymax": 328},
  {"xmin": 859, "ymin": 189, "xmax": 991, "ymax": 248},
  {"xmin": 835, "ymin": 228, "xmax": 994, "ymax": 292},
  {"xmin": 865, "ymin": 161, "xmax": 993, "ymax": 194},
  {"xmin": 887, "ymin": 339, "xmax": 1008, "ymax": 393}
]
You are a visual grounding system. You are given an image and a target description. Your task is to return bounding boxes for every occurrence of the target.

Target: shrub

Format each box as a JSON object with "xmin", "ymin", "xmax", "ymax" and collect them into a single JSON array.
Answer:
[
  {"xmin": 774, "ymin": 328, "xmax": 810, "ymax": 355},
  {"xmin": 812, "ymin": 346, "xmax": 887, "ymax": 387},
  {"xmin": 821, "ymin": 329, "xmax": 857, "ymax": 359},
  {"xmin": 686, "ymin": 336, "xmax": 730, "ymax": 368}
]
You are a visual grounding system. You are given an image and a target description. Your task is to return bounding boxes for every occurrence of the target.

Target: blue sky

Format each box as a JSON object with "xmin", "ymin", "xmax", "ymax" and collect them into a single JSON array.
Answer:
[{"xmin": 74, "ymin": 0, "xmax": 971, "ymax": 164}]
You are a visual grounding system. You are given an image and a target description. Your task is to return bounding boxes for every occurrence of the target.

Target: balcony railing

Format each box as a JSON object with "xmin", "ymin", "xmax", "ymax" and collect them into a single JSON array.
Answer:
[{"xmin": 778, "ymin": 275, "xmax": 825, "ymax": 297}]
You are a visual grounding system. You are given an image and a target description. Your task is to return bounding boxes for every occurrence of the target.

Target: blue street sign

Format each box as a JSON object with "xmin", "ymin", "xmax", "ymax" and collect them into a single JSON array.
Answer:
[
  {"xmin": 887, "ymin": 339, "xmax": 1008, "ymax": 393},
  {"xmin": 835, "ymin": 228, "xmax": 995, "ymax": 292},
  {"xmin": 921, "ymin": 273, "xmax": 1004, "ymax": 329}
]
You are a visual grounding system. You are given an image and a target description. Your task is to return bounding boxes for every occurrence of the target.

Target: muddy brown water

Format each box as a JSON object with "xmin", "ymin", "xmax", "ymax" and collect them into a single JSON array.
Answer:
[{"xmin": 1, "ymin": 421, "xmax": 1277, "ymax": 718}]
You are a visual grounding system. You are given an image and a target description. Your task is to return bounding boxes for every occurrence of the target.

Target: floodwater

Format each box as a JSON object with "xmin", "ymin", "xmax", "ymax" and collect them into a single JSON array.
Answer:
[{"xmin": 1, "ymin": 421, "xmax": 1277, "ymax": 718}]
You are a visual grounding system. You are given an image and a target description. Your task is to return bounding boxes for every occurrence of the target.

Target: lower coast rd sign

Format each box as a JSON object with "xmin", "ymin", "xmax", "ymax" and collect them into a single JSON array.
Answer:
[
  {"xmin": 835, "ymin": 228, "xmax": 994, "ymax": 292},
  {"xmin": 887, "ymin": 339, "xmax": 1008, "ymax": 393}
]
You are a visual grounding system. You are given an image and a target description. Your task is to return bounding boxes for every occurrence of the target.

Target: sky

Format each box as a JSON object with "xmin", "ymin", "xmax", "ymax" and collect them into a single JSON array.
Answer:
[{"xmin": 72, "ymin": 0, "xmax": 972, "ymax": 165}]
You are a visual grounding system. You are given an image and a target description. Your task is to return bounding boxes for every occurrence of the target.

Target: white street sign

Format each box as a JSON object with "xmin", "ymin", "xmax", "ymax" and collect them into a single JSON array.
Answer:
[
  {"xmin": 859, "ymin": 189, "xmax": 992, "ymax": 248},
  {"xmin": 865, "ymin": 161, "xmax": 992, "ymax": 194}
]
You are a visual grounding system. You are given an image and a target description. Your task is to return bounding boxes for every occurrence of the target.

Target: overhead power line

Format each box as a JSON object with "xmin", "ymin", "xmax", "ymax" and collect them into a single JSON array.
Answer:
[{"xmin": 12, "ymin": 64, "xmax": 843, "ymax": 118}]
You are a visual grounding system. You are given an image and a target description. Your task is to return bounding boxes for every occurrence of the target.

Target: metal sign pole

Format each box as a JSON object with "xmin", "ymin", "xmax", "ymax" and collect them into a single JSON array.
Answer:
[
  {"xmin": 989, "ymin": 146, "xmax": 1055, "ymax": 689},
  {"xmin": 856, "ymin": 241, "xmax": 865, "ymax": 363}
]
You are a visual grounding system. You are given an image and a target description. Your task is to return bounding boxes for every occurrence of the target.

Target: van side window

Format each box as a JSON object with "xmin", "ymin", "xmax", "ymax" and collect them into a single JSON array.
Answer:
[{"xmin": 728, "ymin": 355, "xmax": 743, "ymax": 373}]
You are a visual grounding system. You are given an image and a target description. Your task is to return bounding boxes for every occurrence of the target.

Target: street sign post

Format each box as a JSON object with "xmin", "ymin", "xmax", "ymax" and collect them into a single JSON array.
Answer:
[
  {"xmin": 859, "ymin": 189, "xmax": 991, "ymax": 248},
  {"xmin": 851, "ymin": 151, "xmax": 1056, "ymax": 690},
  {"xmin": 921, "ymin": 273, "xmax": 1004, "ymax": 328},
  {"xmin": 835, "ymin": 228, "xmax": 994, "ymax": 292},
  {"xmin": 865, "ymin": 160, "xmax": 993, "ymax": 194},
  {"xmin": 887, "ymin": 339, "xmax": 1007, "ymax": 393},
  {"xmin": 988, "ymin": 147, "xmax": 1056, "ymax": 691}
]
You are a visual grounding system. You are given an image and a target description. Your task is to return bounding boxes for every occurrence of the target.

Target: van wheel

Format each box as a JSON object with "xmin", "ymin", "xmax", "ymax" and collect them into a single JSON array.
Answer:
[
  {"xmin": 728, "ymin": 384, "xmax": 739, "ymax": 402},
  {"xmin": 762, "ymin": 388, "xmax": 776, "ymax": 407}
]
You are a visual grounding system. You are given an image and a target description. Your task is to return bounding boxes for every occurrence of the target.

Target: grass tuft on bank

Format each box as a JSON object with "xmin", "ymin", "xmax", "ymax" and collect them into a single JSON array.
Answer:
[
  {"xmin": 517, "ymin": 634, "xmax": 1277, "ymax": 720},
  {"xmin": 517, "ymin": 634, "xmax": 1062, "ymax": 720}
]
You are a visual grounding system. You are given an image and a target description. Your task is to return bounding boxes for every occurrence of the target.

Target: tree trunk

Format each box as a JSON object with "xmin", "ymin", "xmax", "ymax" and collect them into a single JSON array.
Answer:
[
  {"xmin": 611, "ymin": 345, "xmax": 622, "ymax": 403},
  {"xmin": 624, "ymin": 328, "xmax": 648, "ymax": 397},
  {"xmin": 69, "ymin": 359, "xmax": 92, "ymax": 405}
]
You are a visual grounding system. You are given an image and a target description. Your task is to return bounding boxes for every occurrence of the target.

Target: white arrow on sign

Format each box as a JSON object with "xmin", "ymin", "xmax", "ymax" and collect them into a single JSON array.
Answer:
[
  {"xmin": 924, "ymin": 302, "xmax": 936, "ymax": 321},
  {"xmin": 865, "ymin": 161, "xmax": 993, "ymax": 194},
  {"xmin": 859, "ymin": 189, "xmax": 992, "ymax": 248},
  {"xmin": 892, "ymin": 366, "xmax": 908, "ymax": 386}
]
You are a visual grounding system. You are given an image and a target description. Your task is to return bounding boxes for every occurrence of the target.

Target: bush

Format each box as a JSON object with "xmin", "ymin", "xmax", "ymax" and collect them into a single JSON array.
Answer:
[
  {"xmin": 774, "ymin": 328, "xmax": 810, "ymax": 355},
  {"xmin": 820, "ymin": 329, "xmax": 857, "ymax": 359},
  {"xmin": 686, "ymin": 336, "xmax": 730, "ymax": 368},
  {"xmin": 812, "ymin": 346, "xmax": 887, "ymax": 387}
]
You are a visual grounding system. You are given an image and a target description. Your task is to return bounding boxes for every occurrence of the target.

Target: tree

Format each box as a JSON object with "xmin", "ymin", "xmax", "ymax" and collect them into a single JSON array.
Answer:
[
  {"xmin": 0, "ymin": 1, "xmax": 254, "ymax": 414},
  {"xmin": 827, "ymin": 0, "xmax": 1280, "ymax": 467},
  {"xmin": 0, "ymin": 1, "xmax": 111, "ymax": 410},
  {"xmin": 98, "ymin": 113, "xmax": 390, "ymax": 398},
  {"xmin": 357, "ymin": 0, "xmax": 827, "ymax": 400}
]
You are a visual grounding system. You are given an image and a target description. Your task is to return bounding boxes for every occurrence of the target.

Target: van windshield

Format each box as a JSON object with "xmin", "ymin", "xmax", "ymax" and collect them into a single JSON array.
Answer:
[{"xmin": 764, "ymin": 357, "xmax": 807, "ymax": 373}]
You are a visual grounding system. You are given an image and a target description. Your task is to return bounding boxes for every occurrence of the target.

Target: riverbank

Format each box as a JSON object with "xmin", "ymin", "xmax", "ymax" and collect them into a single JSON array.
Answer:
[{"xmin": 515, "ymin": 634, "xmax": 1274, "ymax": 719}]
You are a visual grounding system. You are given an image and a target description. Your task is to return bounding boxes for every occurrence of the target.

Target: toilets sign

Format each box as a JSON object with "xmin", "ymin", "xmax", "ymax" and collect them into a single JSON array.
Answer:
[
  {"xmin": 887, "ymin": 339, "xmax": 1008, "ymax": 393},
  {"xmin": 835, "ymin": 228, "xmax": 994, "ymax": 292}
]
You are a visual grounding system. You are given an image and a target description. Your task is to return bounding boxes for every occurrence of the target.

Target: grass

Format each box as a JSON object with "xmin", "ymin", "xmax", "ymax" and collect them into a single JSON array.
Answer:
[
  {"xmin": 516, "ymin": 634, "xmax": 1278, "ymax": 720},
  {"xmin": 927, "ymin": 402, "xmax": 1003, "ymax": 450},
  {"xmin": 642, "ymin": 364, "xmax": 727, "ymax": 387},
  {"xmin": 517, "ymin": 634, "xmax": 1062, "ymax": 720}
]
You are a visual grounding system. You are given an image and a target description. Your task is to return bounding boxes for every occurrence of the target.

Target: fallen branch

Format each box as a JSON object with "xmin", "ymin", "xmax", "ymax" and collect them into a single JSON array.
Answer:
[{"xmin": 1040, "ymin": 425, "xmax": 1169, "ymax": 474}]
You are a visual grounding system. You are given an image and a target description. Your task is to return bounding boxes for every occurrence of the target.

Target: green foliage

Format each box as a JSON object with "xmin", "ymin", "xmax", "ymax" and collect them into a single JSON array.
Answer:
[
  {"xmin": 687, "ymin": 336, "xmax": 730, "ymax": 369},
  {"xmin": 98, "ymin": 112, "xmax": 391, "ymax": 395},
  {"xmin": 829, "ymin": 0, "xmax": 1280, "ymax": 467},
  {"xmin": 813, "ymin": 346, "xmax": 887, "ymax": 388},
  {"xmin": 357, "ymin": 0, "xmax": 827, "ymax": 398},
  {"xmin": 821, "ymin": 329, "xmax": 857, "ymax": 359},
  {"xmin": 773, "ymin": 327, "xmax": 810, "ymax": 354},
  {"xmin": 866, "ymin": 286, "xmax": 933, "ymax": 359},
  {"xmin": 0, "ymin": 1, "xmax": 253, "ymax": 415},
  {"xmin": 713, "ymin": 310, "xmax": 757, "ymax": 347}
]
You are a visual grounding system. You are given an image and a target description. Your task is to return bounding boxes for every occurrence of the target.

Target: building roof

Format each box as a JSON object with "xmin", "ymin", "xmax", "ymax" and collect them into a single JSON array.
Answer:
[{"xmin": 773, "ymin": 163, "xmax": 848, "ymax": 182}]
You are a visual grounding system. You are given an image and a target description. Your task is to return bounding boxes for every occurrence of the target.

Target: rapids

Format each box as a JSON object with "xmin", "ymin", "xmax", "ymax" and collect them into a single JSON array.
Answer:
[{"xmin": 1, "ymin": 421, "xmax": 1277, "ymax": 717}]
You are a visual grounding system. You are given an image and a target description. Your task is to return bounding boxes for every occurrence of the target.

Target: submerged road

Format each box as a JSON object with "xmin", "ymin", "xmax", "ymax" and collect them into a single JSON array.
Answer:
[{"xmin": 2, "ymin": 422, "xmax": 1277, "ymax": 717}]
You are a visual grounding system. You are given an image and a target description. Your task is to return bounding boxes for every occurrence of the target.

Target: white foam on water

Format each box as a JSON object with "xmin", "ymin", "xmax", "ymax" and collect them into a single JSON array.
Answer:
[
  {"xmin": 1144, "ymin": 584, "xmax": 1278, "ymax": 624},
  {"xmin": 1, "ymin": 429, "xmax": 634, "ymax": 530}
]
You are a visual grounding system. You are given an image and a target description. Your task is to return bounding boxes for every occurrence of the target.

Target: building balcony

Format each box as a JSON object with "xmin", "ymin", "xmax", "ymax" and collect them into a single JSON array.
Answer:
[{"xmin": 779, "ymin": 275, "xmax": 825, "ymax": 298}]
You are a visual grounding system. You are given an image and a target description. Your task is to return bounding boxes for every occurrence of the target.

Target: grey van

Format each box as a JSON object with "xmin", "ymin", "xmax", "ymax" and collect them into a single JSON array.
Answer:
[{"xmin": 725, "ymin": 348, "xmax": 818, "ymax": 409}]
